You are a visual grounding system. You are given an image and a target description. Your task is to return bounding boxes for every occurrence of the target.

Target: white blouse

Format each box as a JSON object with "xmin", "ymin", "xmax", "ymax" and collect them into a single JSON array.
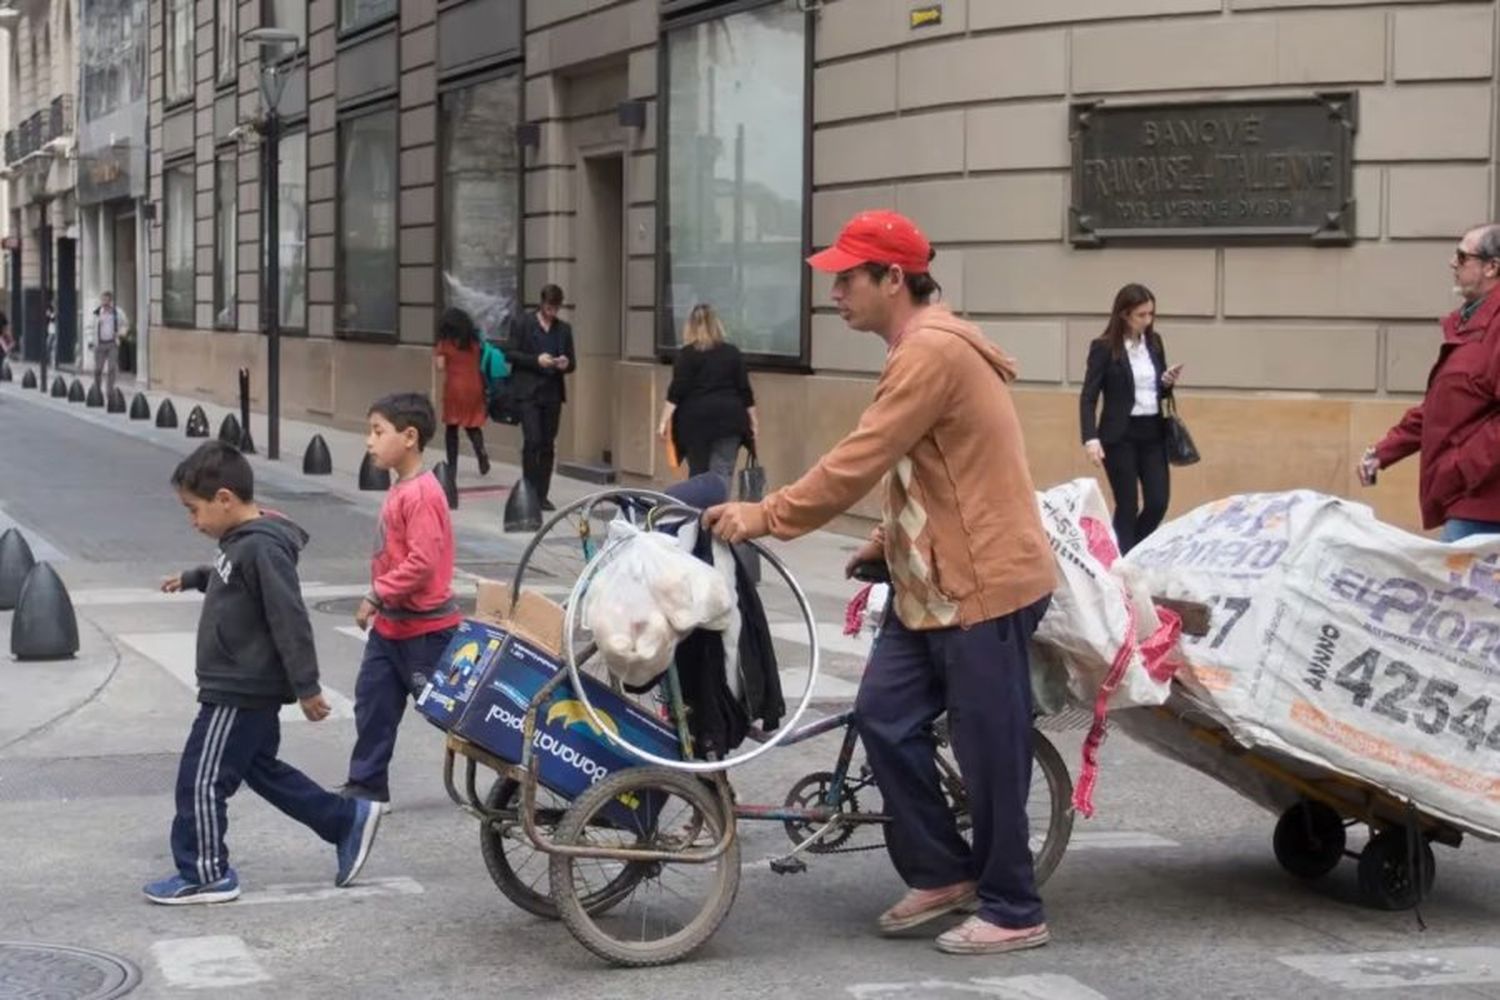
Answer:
[{"xmin": 1126, "ymin": 337, "xmax": 1159, "ymax": 416}]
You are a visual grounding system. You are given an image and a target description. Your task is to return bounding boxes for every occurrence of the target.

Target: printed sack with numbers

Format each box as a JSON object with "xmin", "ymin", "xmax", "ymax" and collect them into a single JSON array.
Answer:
[
  {"xmin": 1032, "ymin": 479, "xmax": 1185, "ymax": 817},
  {"xmin": 1123, "ymin": 489, "xmax": 1332, "ymax": 723},
  {"xmin": 1033, "ymin": 478, "xmax": 1181, "ymax": 711},
  {"xmin": 1129, "ymin": 491, "xmax": 1500, "ymax": 837}
]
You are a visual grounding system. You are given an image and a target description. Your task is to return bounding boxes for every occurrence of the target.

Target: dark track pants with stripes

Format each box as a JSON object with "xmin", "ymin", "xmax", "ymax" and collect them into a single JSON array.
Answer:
[{"xmin": 171, "ymin": 702, "xmax": 356, "ymax": 885}]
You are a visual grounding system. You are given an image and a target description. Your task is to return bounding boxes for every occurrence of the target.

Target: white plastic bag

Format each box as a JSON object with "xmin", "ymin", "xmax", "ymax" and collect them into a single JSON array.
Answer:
[{"xmin": 580, "ymin": 520, "xmax": 734, "ymax": 687}]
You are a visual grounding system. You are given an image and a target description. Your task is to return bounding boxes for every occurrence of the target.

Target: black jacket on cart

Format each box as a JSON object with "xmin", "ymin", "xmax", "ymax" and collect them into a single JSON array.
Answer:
[{"xmin": 674, "ymin": 543, "xmax": 785, "ymax": 759}]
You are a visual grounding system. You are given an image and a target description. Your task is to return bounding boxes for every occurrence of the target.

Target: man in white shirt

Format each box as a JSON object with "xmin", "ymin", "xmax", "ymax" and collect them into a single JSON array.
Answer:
[{"xmin": 92, "ymin": 291, "xmax": 128, "ymax": 396}]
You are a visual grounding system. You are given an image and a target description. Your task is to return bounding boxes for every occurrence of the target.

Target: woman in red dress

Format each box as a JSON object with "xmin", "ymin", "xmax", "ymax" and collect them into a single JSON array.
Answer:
[{"xmin": 433, "ymin": 308, "xmax": 491, "ymax": 489}]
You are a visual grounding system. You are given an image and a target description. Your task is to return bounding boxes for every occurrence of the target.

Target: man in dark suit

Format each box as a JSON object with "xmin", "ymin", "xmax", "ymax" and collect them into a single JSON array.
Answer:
[{"xmin": 505, "ymin": 284, "xmax": 576, "ymax": 511}]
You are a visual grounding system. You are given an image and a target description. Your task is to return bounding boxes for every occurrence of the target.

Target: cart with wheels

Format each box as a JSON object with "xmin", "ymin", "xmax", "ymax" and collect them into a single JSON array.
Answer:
[
  {"xmin": 438, "ymin": 488, "xmax": 1078, "ymax": 967},
  {"xmin": 1114, "ymin": 698, "xmax": 1492, "ymax": 913}
]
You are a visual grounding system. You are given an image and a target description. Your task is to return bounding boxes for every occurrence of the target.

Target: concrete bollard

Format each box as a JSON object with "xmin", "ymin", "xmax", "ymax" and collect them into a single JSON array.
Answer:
[
  {"xmin": 21, "ymin": 369, "xmax": 37, "ymax": 389},
  {"xmin": 107, "ymin": 387, "xmax": 127, "ymax": 413},
  {"xmin": 68, "ymin": 378, "xmax": 85, "ymax": 403},
  {"xmin": 129, "ymin": 393, "xmax": 151, "ymax": 419},
  {"xmin": 155, "ymin": 398, "xmax": 179, "ymax": 428},
  {"xmin": 85, "ymin": 382, "xmax": 104, "ymax": 408},
  {"xmin": 504, "ymin": 477, "xmax": 542, "ymax": 533},
  {"xmin": 0, "ymin": 362, "xmax": 11, "ymax": 381},
  {"xmin": 10, "ymin": 562, "xmax": 79, "ymax": 660},
  {"xmin": 303, "ymin": 435, "xmax": 333, "ymax": 475},
  {"xmin": 217, "ymin": 413, "xmax": 242, "ymax": 447},
  {"xmin": 185, "ymin": 405, "xmax": 209, "ymax": 438},
  {"xmin": 358, "ymin": 452, "xmax": 391, "ymax": 491},
  {"xmin": 0, "ymin": 528, "xmax": 37, "ymax": 610},
  {"xmin": 50, "ymin": 376, "xmax": 67, "ymax": 398}
]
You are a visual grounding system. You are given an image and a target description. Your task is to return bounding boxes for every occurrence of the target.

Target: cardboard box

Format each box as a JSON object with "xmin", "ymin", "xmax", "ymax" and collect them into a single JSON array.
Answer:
[
  {"xmin": 415, "ymin": 619, "xmax": 509, "ymax": 731},
  {"xmin": 451, "ymin": 625, "xmax": 680, "ymax": 828},
  {"xmin": 475, "ymin": 580, "xmax": 565, "ymax": 655}
]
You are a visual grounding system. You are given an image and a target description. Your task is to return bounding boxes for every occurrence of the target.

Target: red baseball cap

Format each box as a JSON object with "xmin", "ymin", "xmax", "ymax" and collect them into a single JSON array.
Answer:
[{"xmin": 806, "ymin": 210, "xmax": 932, "ymax": 275}]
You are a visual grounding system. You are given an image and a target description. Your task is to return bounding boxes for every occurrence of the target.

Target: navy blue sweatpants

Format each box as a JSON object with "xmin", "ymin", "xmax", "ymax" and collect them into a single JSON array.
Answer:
[
  {"xmin": 854, "ymin": 596, "xmax": 1051, "ymax": 930},
  {"xmin": 346, "ymin": 627, "xmax": 455, "ymax": 796},
  {"xmin": 171, "ymin": 703, "xmax": 356, "ymax": 885}
]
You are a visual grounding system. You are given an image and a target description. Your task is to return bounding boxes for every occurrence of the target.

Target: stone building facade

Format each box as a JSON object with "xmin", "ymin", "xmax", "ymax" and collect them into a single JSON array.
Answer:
[
  {"xmin": 145, "ymin": 0, "xmax": 1500, "ymax": 533},
  {"xmin": 4, "ymin": 0, "xmax": 79, "ymax": 365}
]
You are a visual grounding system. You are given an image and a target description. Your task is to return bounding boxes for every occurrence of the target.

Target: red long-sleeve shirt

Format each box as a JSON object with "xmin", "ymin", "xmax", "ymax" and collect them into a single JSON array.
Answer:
[{"xmin": 371, "ymin": 471, "xmax": 462, "ymax": 640}]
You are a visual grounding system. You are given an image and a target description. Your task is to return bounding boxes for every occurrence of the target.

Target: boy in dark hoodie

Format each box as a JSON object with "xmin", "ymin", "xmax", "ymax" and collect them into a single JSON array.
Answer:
[{"xmin": 144, "ymin": 441, "xmax": 382, "ymax": 904}]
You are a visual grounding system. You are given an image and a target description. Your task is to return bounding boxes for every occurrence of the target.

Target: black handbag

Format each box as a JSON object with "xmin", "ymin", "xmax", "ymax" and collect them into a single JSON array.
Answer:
[
  {"xmin": 735, "ymin": 445, "xmax": 767, "ymax": 584},
  {"xmin": 736, "ymin": 446, "xmax": 767, "ymax": 503},
  {"xmin": 1162, "ymin": 396, "xmax": 1200, "ymax": 467}
]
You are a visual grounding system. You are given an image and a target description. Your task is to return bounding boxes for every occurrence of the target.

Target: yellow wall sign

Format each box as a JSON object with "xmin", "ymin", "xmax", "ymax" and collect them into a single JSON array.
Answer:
[{"xmin": 910, "ymin": 5, "xmax": 942, "ymax": 29}]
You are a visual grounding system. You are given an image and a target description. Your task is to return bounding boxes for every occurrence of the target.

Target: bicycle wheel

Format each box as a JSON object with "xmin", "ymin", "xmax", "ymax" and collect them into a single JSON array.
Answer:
[
  {"xmin": 478, "ymin": 778, "xmax": 644, "ymax": 920},
  {"xmin": 550, "ymin": 767, "xmax": 740, "ymax": 967},
  {"xmin": 1028, "ymin": 731, "xmax": 1074, "ymax": 886},
  {"xmin": 931, "ymin": 722, "xmax": 1074, "ymax": 886}
]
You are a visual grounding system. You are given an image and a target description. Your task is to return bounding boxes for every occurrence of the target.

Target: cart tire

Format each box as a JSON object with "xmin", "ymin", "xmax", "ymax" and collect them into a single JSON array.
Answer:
[
  {"xmin": 479, "ymin": 779, "xmax": 643, "ymax": 920},
  {"xmin": 1030, "ymin": 731, "xmax": 1074, "ymax": 887},
  {"xmin": 550, "ymin": 767, "xmax": 740, "ymax": 967},
  {"xmin": 1273, "ymin": 801, "xmax": 1347, "ymax": 880},
  {"xmin": 1356, "ymin": 829, "xmax": 1436, "ymax": 910}
]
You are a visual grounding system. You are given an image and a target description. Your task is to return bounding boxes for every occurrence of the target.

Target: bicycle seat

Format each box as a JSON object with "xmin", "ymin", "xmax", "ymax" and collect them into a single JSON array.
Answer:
[{"xmin": 850, "ymin": 560, "xmax": 891, "ymax": 584}]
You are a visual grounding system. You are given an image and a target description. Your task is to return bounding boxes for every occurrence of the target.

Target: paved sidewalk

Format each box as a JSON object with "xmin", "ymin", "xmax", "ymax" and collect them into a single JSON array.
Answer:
[{"xmin": 0, "ymin": 612, "xmax": 120, "ymax": 755}]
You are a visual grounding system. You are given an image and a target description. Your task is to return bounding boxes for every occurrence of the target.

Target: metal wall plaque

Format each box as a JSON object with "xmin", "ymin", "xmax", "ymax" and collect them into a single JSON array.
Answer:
[{"xmin": 1070, "ymin": 92, "xmax": 1357, "ymax": 246}]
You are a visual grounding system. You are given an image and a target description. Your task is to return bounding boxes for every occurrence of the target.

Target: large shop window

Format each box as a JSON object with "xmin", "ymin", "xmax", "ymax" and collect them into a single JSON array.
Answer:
[
  {"xmin": 216, "ymin": 0, "xmax": 236, "ymax": 85},
  {"xmin": 277, "ymin": 130, "xmax": 308, "ymax": 330},
  {"xmin": 163, "ymin": 162, "xmax": 196, "ymax": 326},
  {"xmin": 439, "ymin": 74, "xmax": 521, "ymax": 340},
  {"xmin": 164, "ymin": 0, "xmax": 193, "ymax": 103},
  {"xmin": 337, "ymin": 109, "xmax": 398, "ymax": 336},
  {"xmin": 215, "ymin": 157, "xmax": 237, "ymax": 327},
  {"xmin": 661, "ymin": 1, "xmax": 808, "ymax": 359},
  {"xmin": 261, "ymin": 0, "xmax": 305, "ymax": 48},
  {"xmin": 341, "ymin": 0, "xmax": 397, "ymax": 34}
]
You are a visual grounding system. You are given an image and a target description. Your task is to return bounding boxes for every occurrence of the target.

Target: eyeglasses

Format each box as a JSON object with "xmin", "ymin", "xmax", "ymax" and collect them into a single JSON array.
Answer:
[{"xmin": 1453, "ymin": 248, "xmax": 1494, "ymax": 266}]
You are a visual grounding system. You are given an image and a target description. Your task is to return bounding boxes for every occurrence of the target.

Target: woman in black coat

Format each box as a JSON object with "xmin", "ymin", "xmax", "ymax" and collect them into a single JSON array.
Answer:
[
  {"xmin": 1079, "ymin": 283, "xmax": 1184, "ymax": 554},
  {"xmin": 657, "ymin": 303, "xmax": 757, "ymax": 485}
]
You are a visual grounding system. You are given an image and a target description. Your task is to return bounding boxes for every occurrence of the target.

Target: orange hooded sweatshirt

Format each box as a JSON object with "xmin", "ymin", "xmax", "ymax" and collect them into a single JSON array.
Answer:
[{"xmin": 760, "ymin": 305, "xmax": 1055, "ymax": 629}]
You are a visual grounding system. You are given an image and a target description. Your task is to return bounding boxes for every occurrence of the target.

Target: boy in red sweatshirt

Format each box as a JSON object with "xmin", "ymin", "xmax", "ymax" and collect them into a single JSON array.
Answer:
[{"xmin": 343, "ymin": 393, "xmax": 463, "ymax": 806}]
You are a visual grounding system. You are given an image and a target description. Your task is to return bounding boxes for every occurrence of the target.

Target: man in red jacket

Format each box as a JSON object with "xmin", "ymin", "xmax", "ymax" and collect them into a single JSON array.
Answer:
[{"xmin": 1361, "ymin": 224, "xmax": 1500, "ymax": 541}]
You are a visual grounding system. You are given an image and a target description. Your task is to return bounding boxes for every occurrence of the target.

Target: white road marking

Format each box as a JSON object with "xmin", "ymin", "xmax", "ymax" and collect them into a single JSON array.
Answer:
[
  {"xmin": 771, "ymin": 620, "xmax": 873, "ymax": 659},
  {"xmin": 848, "ymin": 975, "xmax": 1109, "ymax": 999},
  {"xmin": 781, "ymin": 668, "xmax": 860, "ymax": 701},
  {"xmin": 750, "ymin": 829, "xmax": 1175, "ymax": 874},
  {"xmin": 335, "ymin": 625, "xmax": 367, "ymax": 643},
  {"xmin": 1279, "ymin": 947, "xmax": 1500, "ymax": 990},
  {"xmin": 119, "ymin": 632, "xmax": 354, "ymax": 722},
  {"xmin": 150, "ymin": 935, "xmax": 272, "ymax": 990},
  {"xmin": 1064, "ymin": 830, "xmax": 1179, "ymax": 850},
  {"xmin": 238, "ymin": 875, "xmax": 424, "ymax": 906}
]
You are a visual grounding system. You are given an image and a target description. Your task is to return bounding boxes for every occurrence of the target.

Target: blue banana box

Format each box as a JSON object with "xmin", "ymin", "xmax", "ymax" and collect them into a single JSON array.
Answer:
[
  {"xmin": 451, "ymin": 624, "xmax": 681, "ymax": 829},
  {"xmin": 416, "ymin": 619, "xmax": 509, "ymax": 731}
]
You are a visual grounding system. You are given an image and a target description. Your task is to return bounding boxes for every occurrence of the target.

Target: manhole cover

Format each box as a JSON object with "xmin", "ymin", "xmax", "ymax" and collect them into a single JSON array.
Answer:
[{"xmin": 0, "ymin": 942, "xmax": 140, "ymax": 999}]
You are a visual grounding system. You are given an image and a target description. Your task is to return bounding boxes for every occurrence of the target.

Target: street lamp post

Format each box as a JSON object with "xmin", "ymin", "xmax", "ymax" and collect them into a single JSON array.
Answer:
[{"xmin": 244, "ymin": 28, "xmax": 298, "ymax": 461}]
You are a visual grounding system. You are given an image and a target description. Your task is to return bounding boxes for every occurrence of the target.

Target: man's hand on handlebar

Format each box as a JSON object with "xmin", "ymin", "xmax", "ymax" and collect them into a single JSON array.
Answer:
[
  {"xmin": 703, "ymin": 502, "xmax": 769, "ymax": 545},
  {"xmin": 844, "ymin": 538, "xmax": 885, "ymax": 579}
]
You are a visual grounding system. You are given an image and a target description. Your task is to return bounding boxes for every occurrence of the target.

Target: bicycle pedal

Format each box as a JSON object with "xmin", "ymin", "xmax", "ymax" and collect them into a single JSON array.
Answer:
[{"xmin": 769, "ymin": 856, "xmax": 808, "ymax": 875}]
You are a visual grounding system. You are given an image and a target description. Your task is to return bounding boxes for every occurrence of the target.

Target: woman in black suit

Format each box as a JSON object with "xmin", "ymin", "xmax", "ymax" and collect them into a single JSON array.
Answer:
[{"xmin": 1079, "ymin": 283, "xmax": 1184, "ymax": 554}]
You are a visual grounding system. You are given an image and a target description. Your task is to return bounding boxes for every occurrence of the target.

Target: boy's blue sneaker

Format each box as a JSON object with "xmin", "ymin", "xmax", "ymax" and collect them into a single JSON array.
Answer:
[
  {"xmin": 143, "ymin": 869, "xmax": 241, "ymax": 905},
  {"xmin": 335, "ymin": 798, "xmax": 382, "ymax": 888}
]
